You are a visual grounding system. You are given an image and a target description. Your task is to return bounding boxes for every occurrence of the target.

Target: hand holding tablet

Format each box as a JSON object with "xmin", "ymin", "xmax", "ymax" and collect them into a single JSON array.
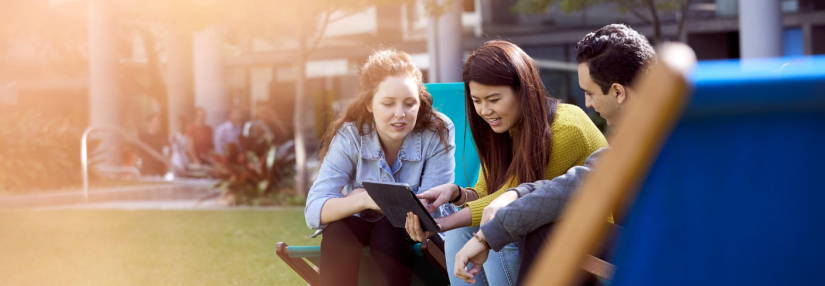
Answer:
[{"xmin": 362, "ymin": 181, "xmax": 441, "ymax": 235}]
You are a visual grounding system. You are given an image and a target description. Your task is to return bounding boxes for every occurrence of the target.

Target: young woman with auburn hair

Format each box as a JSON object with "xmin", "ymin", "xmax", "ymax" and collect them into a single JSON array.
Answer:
[{"xmin": 305, "ymin": 49, "xmax": 457, "ymax": 286}]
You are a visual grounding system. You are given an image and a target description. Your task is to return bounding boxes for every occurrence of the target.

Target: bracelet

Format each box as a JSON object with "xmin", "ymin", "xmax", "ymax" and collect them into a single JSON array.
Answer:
[
  {"xmin": 472, "ymin": 232, "xmax": 491, "ymax": 249},
  {"xmin": 448, "ymin": 183, "xmax": 464, "ymax": 204},
  {"xmin": 456, "ymin": 188, "xmax": 469, "ymax": 207}
]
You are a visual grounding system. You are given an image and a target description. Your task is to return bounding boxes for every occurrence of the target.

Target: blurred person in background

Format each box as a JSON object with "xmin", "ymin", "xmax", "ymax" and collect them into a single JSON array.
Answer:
[
  {"xmin": 213, "ymin": 108, "xmax": 243, "ymax": 156},
  {"xmin": 187, "ymin": 107, "xmax": 214, "ymax": 161},
  {"xmin": 170, "ymin": 115, "xmax": 199, "ymax": 176}
]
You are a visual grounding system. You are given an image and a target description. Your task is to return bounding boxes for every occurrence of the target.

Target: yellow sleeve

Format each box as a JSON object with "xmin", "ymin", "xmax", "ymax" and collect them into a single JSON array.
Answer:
[
  {"xmin": 467, "ymin": 167, "xmax": 488, "ymax": 199},
  {"xmin": 466, "ymin": 182, "xmax": 514, "ymax": 226},
  {"xmin": 561, "ymin": 106, "xmax": 614, "ymax": 223},
  {"xmin": 557, "ymin": 106, "xmax": 613, "ymax": 223},
  {"xmin": 563, "ymin": 105, "xmax": 609, "ymax": 164},
  {"xmin": 462, "ymin": 162, "xmax": 516, "ymax": 226}
]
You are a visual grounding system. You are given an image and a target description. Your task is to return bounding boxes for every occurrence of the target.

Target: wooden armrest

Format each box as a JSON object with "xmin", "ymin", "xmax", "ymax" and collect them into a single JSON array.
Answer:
[
  {"xmin": 582, "ymin": 255, "xmax": 615, "ymax": 280},
  {"xmin": 276, "ymin": 242, "xmax": 320, "ymax": 286},
  {"xmin": 421, "ymin": 239, "xmax": 449, "ymax": 278}
]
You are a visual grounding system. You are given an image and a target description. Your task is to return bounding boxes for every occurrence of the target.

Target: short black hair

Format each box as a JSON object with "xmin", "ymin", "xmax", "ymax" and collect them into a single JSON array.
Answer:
[{"xmin": 576, "ymin": 24, "xmax": 656, "ymax": 94}]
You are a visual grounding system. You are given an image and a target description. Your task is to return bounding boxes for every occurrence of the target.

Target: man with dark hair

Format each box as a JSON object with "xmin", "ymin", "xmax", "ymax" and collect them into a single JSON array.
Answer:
[
  {"xmin": 576, "ymin": 23, "xmax": 656, "ymax": 126},
  {"xmin": 453, "ymin": 24, "xmax": 656, "ymax": 285}
]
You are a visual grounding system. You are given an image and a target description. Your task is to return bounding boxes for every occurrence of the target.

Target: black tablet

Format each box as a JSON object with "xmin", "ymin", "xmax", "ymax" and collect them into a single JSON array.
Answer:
[{"xmin": 362, "ymin": 181, "xmax": 441, "ymax": 233}]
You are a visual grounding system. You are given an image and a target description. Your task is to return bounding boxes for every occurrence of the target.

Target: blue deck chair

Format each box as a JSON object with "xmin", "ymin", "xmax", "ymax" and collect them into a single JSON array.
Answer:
[
  {"xmin": 277, "ymin": 82, "xmax": 479, "ymax": 286},
  {"xmin": 523, "ymin": 46, "xmax": 825, "ymax": 286}
]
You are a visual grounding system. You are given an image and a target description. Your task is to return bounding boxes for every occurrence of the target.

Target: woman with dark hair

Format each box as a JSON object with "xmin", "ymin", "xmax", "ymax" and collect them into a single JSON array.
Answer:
[
  {"xmin": 304, "ymin": 49, "xmax": 456, "ymax": 286},
  {"xmin": 405, "ymin": 40, "xmax": 608, "ymax": 285}
]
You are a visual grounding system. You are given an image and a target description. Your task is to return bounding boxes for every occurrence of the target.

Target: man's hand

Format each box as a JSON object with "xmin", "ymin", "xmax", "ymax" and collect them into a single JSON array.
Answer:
[
  {"xmin": 481, "ymin": 190, "xmax": 519, "ymax": 225},
  {"xmin": 454, "ymin": 233, "xmax": 491, "ymax": 284},
  {"xmin": 417, "ymin": 183, "xmax": 460, "ymax": 213}
]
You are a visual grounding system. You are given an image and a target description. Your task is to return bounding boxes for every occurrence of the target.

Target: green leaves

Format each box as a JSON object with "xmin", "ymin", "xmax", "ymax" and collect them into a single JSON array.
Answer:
[
  {"xmin": 209, "ymin": 140, "xmax": 297, "ymax": 206},
  {"xmin": 512, "ymin": 0, "xmax": 687, "ymax": 15},
  {"xmin": 0, "ymin": 110, "xmax": 93, "ymax": 193}
]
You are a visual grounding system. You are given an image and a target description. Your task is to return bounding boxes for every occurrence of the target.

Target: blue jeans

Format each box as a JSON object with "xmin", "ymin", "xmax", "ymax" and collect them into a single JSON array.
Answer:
[{"xmin": 445, "ymin": 226, "xmax": 521, "ymax": 286}]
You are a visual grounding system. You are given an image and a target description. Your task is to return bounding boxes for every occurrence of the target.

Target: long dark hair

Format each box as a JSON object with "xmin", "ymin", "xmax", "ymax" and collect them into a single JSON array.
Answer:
[
  {"xmin": 318, "ymin": 49, "xmax": 450, "ymax": 161},
  {"xmin": 463, "ymin": 40, "xmax": 559, "ymax": 193}
]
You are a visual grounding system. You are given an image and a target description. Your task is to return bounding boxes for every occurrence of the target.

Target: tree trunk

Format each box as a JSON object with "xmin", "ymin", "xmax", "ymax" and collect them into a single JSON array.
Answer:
[
  {"xmin": 676, "ymin": 0, "xmax": 694, "ymax": 42},
  {"xmin": 645, "ymin": 0, "xmax": 663, "ymax": 44},
  {"xmin": 293, "ymin": 26, "xmax": 309, "ymax": 196},
  {"xmin": 140, "ymin": 29, "xmax": 169, "ymax": 136}
]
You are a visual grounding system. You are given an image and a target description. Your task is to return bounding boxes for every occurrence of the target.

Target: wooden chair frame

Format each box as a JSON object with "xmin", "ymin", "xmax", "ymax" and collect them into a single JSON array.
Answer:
[
  {"xmin": 277, "ymin": 238, "xmax": 449, "ymax": 286},
  {"xmin": 524, "ymin": 43, "xmax": 697, "ymax": 286}
]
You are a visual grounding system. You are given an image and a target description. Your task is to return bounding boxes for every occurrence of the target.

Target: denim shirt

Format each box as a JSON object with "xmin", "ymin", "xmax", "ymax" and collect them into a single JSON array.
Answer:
[{"xmin": 305, "ymin": 113, "xmax": 458, "ymax": 231}]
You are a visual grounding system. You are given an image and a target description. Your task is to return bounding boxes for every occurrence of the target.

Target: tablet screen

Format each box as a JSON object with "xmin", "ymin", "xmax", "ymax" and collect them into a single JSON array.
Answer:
[{"xmin": 362, "ymin": 181, "xmax": 441, "ymax": 233}]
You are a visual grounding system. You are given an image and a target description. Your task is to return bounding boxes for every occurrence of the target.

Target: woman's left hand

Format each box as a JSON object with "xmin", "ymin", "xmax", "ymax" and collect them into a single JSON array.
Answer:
[
  {"xmin": 405, "ymin": 212, "xmax": 435, "ymax": 242},
  {"xmin": 454, "ymin": 236, "xmax": 491, "ymax": 284}
]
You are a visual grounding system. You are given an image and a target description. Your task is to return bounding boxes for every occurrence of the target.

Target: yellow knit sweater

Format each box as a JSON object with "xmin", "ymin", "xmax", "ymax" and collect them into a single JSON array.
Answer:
[{"xmin": 465, "ymin": 103, "xmax": 609, "ymax": 226}]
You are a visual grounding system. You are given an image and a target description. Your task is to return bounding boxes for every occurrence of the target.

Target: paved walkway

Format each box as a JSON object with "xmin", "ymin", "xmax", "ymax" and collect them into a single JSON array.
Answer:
[{"xmin": 31, "ymin": 200, "xmax": 301, "ymax": 211}]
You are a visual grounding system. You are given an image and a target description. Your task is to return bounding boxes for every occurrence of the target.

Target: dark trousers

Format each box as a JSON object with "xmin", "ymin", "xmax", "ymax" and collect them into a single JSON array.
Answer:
[
  {"xmin": 516, "ymin": 222, "xmax": 621, "ymax": 286},
  {"xmin": 320, "ymin": 216, "xmax": 415, "ymax": 286}
]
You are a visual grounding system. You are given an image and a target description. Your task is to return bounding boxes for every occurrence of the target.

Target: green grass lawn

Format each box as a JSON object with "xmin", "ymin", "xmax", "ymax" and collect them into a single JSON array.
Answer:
[{"xmin": 0, "ymin": 207, "xmax": 318, "ymax": 285}]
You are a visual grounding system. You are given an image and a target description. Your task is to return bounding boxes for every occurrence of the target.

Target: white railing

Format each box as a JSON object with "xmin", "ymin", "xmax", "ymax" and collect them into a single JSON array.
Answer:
[{"xmin": 80, "ymin": 125, "xmax": 182, "ymax": 204}]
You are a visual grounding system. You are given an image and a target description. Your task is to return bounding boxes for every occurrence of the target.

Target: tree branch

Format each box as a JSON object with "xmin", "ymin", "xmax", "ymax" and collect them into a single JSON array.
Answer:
[
  {"xmin": 676, "ymin": 0, "xmax": 693, "ymax": 42},
  {"xmin": 328, "ymin": 10, "xmax": 359, "ymax": 23},
  {"xmin": 644, "ymin": 0, "xmax": 662, "ymax": 43},
  {"xmin": 617, "ymin": 0, "xmax": 654, "ymax": 24},
  {"xmin": 305, "ymin": 8, "xmax": 332, "ymax": 58},
  {"xmin": 629, "ymin": 6, "xmax": 653, "ymax": 24}
]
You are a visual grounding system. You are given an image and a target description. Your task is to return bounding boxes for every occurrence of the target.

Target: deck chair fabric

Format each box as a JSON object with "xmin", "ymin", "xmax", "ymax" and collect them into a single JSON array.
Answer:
[
  {"xmin": 277, "ymin": 82, "xmax": 479, "ymax": 286},
  {"xmin": 525, "ymin": 48, "xmax": 825, "ymax": 286},
  {"xmin": 610, "ymin": 55, "xmax": 825, "ymax": 286}
]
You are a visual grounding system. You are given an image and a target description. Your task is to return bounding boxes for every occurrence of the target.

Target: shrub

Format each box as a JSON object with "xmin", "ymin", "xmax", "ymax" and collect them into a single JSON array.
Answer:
[
  {"xmin": 208, "ymin": 140, "xmax": 301, "ymax": 206},
  {"xmin": 0, "ymin": 111, "xmax": 85, "ymax": 193}
]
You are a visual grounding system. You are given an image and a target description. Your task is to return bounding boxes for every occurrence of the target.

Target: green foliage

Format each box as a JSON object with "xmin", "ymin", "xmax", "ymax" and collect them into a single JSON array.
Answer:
[
  {"xmin": 512, "ymin": 0, "xmax": 687, "ymax": 15},
  {"xmin": 0, "ymin": 110, "xmax": 90, "ymax": 193},
  {"xmin": 512, "ymin": 0, "xmax": 602, "ymax": 14},
  {"xmin": 0, "ymin": 0, "xmax": 87, "ymax": 77},
  {"xmin": 118, "ymin": 0, "xmax": 410, "ymax": 40},
  {"xmin": 422, "ymin": 0, "xmax": 455, "ymax": 18},
  {"xmin": 209, "ymin": 140, "xmax": 301, "ymax": 206}
]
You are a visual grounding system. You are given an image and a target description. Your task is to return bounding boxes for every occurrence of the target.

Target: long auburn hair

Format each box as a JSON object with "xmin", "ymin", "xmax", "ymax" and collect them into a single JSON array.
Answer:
[
  {"xmin": 463, "ymin": 40, "xmax": 559, "ymax": 193},
  {"xmin": 318, "ymin": 49, "xmax": 450, "ymax": 161}
]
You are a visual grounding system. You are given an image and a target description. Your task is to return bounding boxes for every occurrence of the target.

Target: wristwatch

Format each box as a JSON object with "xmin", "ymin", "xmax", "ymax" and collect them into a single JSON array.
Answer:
[{"xmin": 448, "ymin": 183, "xmax": 464, "ymax": 204}]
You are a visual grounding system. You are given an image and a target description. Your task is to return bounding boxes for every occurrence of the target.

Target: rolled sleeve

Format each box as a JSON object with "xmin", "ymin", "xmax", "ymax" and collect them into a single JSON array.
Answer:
[
  {"xmin": 304, "ymin": 130, "xmax": 357, "ymax": 229},
  {"xmin": 419, "ymin": 121, "xmax": 456, "ymax": 191},
  {"xmin": 480, "ymin": 215, "xmax": 515, "ymax": 252},
  {"xmin": 419, "ymin": 120, "xmax": 457, "ymax": 218}
]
